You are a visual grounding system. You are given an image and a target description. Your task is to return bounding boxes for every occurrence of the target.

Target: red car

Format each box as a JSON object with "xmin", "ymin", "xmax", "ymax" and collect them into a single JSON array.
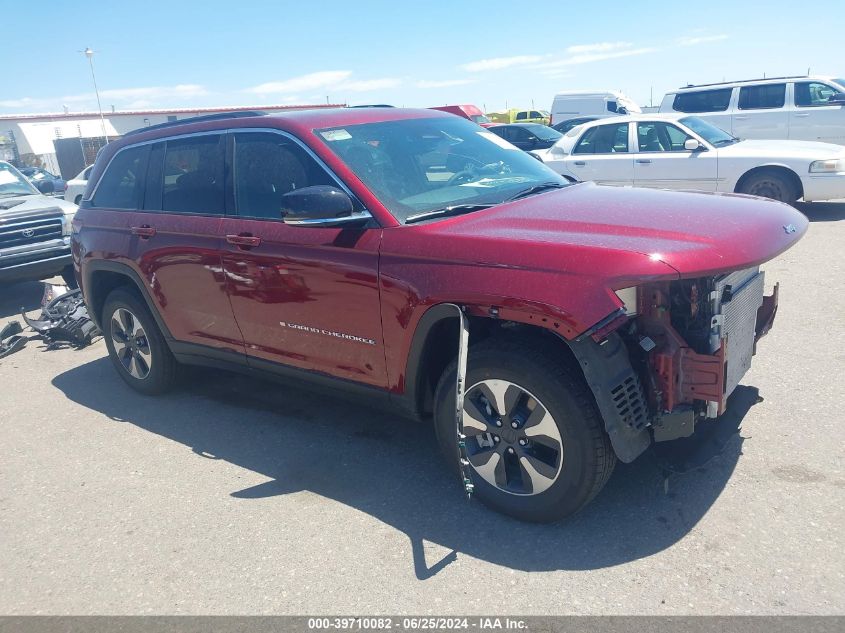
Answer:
[
  {"xmin": 429, "ymin": 104, "xmax": 493, "ymax": 127},
  {"xmin": 72, "ymin": 108, "xmax": 806, "ymax": 522}
]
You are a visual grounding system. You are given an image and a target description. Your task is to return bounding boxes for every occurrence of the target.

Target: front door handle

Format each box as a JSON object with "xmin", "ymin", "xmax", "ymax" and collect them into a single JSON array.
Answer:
[
  {"xmin": 131, "ymin": 225, "xmax": 156, "ymax": 239},
  {"xmin": 794, "ymin": 112, "xmax": 810, "ymax": 118},
  {"xmin": 636, "ymin": 159, "xmax": 652, "ymax": 164},
  {"xmin": 573, "ymin": 161, "xmax": 586, "ymax": 166},
  {"xmin": 226, "ymin": 233, "xmax": 262, "ymax": 248},
  {"xmin": 734, "ymin": 115, "xmax": 749, "ymax": 120}
]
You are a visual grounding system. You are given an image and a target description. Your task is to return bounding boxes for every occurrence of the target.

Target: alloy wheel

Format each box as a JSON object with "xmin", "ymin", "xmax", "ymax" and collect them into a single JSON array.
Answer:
[
  {"xmin": 110, "ymin": 307, "xmax": 152, "ymax": 380},
  {"xmin": 462, "ymin": 379, "xmax": 563, "ymax": 495}
]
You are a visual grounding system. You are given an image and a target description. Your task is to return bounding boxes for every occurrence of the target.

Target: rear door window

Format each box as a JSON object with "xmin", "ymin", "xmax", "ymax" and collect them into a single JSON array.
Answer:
[
  {"xmin": 515, "ymin": 111, "xmax": 528, "ymax": 121},
  {"xmin": 91, "ymin": 144, "xmax": 150, "ymax": 210},
  {"xmin": 232, "ymin": 132, "xmax": 335, "ymax": 220},
  {"xmin": 673, "ymin": 88, "xmax": 733, "ymax": 113},
  {"xmin": 573, "ymin": 123, "xmax": 629, "ymax": 154},
  {"xmin": 738, "ymin": 83, "xmax": 786, "ymax": 110},
  {"xmin": 160, "ymin": 134, "xmax": 225, "ymax": 214},
  {"xmin": 794, "ymin": 81, "xmax": 842, "ymax": 107}
]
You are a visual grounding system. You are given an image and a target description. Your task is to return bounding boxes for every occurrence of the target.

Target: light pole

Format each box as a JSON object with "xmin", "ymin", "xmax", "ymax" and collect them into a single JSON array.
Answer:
[{"xmin": 83, "ymin": 47, "xmax": 109, "ymax": 145}]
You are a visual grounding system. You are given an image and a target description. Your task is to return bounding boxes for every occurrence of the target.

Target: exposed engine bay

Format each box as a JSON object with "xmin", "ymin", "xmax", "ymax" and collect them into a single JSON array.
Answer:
[{"xmin": 614, "ymin": 267, "xmax": 777, "ymax": 441}]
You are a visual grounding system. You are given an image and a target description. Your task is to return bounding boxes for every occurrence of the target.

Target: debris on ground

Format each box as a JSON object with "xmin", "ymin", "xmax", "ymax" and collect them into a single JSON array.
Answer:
[
  {"xmin": 0, "ymin": 283, "xmax": 102, "ymax": 360},
  {"xmin": 21, "ymin": 284, "xmax": 101, "ymax": 349}
]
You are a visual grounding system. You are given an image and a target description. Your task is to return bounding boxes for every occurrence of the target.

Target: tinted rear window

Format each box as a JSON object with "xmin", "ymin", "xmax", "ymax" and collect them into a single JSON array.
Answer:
[
  {"xmin": 738, "ymin": 83, "xmax": 785, "ymax": 110},
  {"xmin": 673, "ymin": 88, "xmax": 733, "ymax": 113},
  {"xmin": 92, "ymin": 145, "xmax": 149, "ymax": 209}
]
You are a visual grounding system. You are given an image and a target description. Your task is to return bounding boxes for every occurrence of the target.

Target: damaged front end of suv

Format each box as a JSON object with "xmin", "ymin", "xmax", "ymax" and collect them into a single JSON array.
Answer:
[{"xmin": 604, "ymin": 267, "xmax": 780, "ymax": 455}]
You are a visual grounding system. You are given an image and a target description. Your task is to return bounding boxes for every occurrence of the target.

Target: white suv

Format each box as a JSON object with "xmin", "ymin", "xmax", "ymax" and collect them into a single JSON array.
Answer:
[{"xmin": 659, "ymin": 76, "xmax": 845, "ymax": 145}]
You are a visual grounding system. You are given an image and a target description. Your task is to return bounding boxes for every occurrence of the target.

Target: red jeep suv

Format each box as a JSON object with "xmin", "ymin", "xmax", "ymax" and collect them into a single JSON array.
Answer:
[{"xmin": 71, "ymin": 108, "xmax": 806, "ymax": 522}]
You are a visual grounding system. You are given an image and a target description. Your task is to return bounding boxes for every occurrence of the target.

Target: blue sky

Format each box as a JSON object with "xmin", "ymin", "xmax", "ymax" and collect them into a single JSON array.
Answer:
[{"xmin": 2, "ymin": 0, "xmax": 842, "ymax": 115}]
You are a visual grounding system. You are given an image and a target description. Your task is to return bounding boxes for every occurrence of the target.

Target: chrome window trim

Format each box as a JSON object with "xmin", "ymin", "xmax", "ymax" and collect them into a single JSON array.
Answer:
[{"xmin": 87, "ymin": 127, "xmax": 374, "ymax": 224}]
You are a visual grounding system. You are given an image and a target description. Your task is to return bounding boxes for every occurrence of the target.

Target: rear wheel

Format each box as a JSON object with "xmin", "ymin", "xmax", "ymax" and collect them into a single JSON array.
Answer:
[
  {"xmin": 739, "ymin": 170, "xmax": 797, "ymax": 203},
  {"xmin": 433, "ymin": 336, "xmax": 616, "ymax": 522},
  {"xmin": 102, "ymin": 287, "xmax": 176, "ymax": 395}
]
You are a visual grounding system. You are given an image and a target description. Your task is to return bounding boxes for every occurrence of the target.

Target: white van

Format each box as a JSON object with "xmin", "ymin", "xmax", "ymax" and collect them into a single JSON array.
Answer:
[
  {"xmin": 549, "ymin": 91, "xmax": 642, "ymax": 128},
  {"xmin": 659, "ymin": 76, "xmax": 845, "ymax": 144}
]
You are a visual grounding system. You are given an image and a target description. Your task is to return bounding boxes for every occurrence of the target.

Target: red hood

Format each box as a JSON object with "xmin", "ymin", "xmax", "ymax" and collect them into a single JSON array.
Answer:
[{"xmin": 403, "ymin": 182, "xmax": 807, "ymax": 281}]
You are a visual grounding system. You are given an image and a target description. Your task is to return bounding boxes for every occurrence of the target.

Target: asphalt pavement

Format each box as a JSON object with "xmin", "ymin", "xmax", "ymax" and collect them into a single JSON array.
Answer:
[{"xmin": 0, "ymin": 201, "xmax": 843, "ymax": 615}]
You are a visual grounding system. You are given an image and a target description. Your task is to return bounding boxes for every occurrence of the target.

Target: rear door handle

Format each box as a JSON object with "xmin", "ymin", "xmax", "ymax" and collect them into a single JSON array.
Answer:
[
  {"xmin": 636, "ymin": 159, "xmax": 652, "ymax": 164},
  {"xmin": 794, "ymin": 112, "xmax": 810, "ymax": 118},
  {"xmin": 573, "ymin": 161, "xmax": 586, "ymax": 166},
  {"xmin": 226, "ymin": 233, "xmax": 262, "ymax": 248},
  {"xmin": 734, "ymin": 115, "xmax": 749, "ymax": 120},
  {"xmin": 131, "ymin": 225, "xmax": 156, "ymax": 238}
]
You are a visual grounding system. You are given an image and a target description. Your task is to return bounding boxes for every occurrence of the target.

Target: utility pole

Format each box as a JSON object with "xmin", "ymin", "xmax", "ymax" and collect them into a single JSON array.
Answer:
[{"xmin": 82, "ymin": 48, "xmax": 109, "ymax": 145}]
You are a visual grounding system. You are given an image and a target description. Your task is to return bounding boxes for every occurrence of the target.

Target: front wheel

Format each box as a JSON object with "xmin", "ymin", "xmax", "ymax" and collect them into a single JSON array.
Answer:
[
  {"xmin": 738, "ymin": 170, "xmax": 798, "ymax": 203},
  {"xmin": 102, "ymin": 287, "xmax": 177, "ymax": 395},
  {"xmin": 433, "ymin": 336, "xmax": 616, "ymax": 522}
]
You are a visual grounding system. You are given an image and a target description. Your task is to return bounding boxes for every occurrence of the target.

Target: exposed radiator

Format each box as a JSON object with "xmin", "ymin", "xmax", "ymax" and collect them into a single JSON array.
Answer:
[{"xmin": 709, "ymin": 267, "xmax": 765, "ymax": 404}]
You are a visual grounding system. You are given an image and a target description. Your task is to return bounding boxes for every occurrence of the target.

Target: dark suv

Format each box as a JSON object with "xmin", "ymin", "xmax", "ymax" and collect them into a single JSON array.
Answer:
[{"xmin": 72, "ymin": 108, "xmax": 805, "ymax": 522}]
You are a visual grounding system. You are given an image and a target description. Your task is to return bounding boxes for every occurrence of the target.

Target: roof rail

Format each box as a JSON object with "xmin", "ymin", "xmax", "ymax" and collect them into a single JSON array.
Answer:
[
  {"xmin": 679, "ymin": 75, "xmax": 808, "ymax": 90},
  {"xmin": 124, "ymin": 110, "xmax": 267, "ymax": 136}
]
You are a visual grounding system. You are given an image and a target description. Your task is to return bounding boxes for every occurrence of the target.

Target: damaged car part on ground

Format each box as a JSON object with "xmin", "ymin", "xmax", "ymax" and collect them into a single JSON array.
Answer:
[
  {"xmin": 71, "ymin": 108, "xmax": 807, "ymax": 522},
  {"xmin": 0, "ymin": 283, "xmax": 101, "ymax": 359},
  {"xmin": 21, "ymin": 285, "xmax": 101, "ymax": 348}
]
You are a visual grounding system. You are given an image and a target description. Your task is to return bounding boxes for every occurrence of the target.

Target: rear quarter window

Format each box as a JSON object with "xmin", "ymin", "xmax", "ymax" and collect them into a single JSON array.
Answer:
[
  {"xmin": 91, "ymin": 145, "xmax": 150, "ymax": 210},
  {"xmin": 673, "ymin": 88, "xmax": 733, "ymax": 113}
]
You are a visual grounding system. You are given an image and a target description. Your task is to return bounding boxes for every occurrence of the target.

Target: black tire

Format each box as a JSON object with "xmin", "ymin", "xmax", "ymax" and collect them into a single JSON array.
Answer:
[
  {"xmin": 738, "ymin": 170, "xmax": 798, "ymax": 203},
  {"xmin": 433, "ymin": 335, "xmax": 616, "ymax": 523},
  {"xmin": 102, "ymin": 286, "xmax": 177, "ymax": 395}
]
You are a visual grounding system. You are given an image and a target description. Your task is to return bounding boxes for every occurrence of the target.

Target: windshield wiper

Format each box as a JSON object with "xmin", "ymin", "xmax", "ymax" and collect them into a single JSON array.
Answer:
[
  {"xmin": 506, "ymin": 182, "xmax": 568, "ymax": 201},
  {"xmin": 405, "ymin": 203, "xmax": 497, "ymax": 224}
]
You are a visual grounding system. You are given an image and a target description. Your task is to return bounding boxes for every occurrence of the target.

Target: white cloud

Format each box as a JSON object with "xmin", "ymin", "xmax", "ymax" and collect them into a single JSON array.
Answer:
[
  {"xmin": 535, "ymin": 47, "xmax": 657, "ymax": 69},
  {"xmin": 416, "ymin": 78, "xmax": 478, "ymax": 89},
  {"xmin": 247, "ymin": 71, "xmax": 352, "ymax": 94},
  {"xmin": 565, "ymin": 41, "xmax": 631, "ymax": 54},
  {"xmin": 340, "ymin": 78, "xmax": 402, "ymax": 92},
  {"xmin": 247, "ymin": 71, "xmax": 399, "ymax": 95},
  {"xmin": 0, "ymin": 97, "xmax": 41, "ymax": 109},
  {"xmin": 460, "ymin": 55, "xmax": 544, "ymax": 72},
  {"xmin": 677, "ymin": 34, "xmax": 728, "ymax": 46},
  {"xmin": 59, "ymin": 84, "xmax": 210, "ymax": 104}
]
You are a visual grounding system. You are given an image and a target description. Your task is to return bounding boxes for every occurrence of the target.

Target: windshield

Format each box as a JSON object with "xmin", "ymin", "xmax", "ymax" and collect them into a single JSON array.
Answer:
[
  {"xmin": 317, "ymin": 117, "xmax": 567, "ymax": 223},
  {"xmin": 834, "ymin": 79, "xmax": 845, "ymax": 91},
  {"xmin": 0, "ymin": 162, "xmax": 39, "ymax": 197},
  {"xmin": 471, "ymin": 114, "xmax": 491, "ymax": 124},
  {"xmin": 680, "ymin": 116, "xmax": 738, "ymax": 146}
]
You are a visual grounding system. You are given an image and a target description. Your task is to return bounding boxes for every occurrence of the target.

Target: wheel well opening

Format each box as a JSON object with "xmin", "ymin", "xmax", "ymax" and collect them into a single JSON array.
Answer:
[
  {"xmin": 414, "ymin": 317, "xmax": 580, "ymax": 417},
  {"xmin": 735, "ymin": 165, "xmax": 803, "ymax": 200},
  {"xmin": 88, "ymin": 271, "xmax": 136, "ymax": 324}
]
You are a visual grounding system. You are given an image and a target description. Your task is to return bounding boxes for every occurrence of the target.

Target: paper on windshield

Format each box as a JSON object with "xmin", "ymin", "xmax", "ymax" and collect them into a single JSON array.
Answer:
[
  {"xmin": 320, "ymin": 129, "xmax": 352, "ymax": 141},
  {"xmin": 0, "ymin": 170, "xmax": 17, "ymax": 185}
]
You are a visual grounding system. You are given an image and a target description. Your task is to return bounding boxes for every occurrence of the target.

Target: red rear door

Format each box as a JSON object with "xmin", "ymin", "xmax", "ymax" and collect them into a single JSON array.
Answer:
[
  {"xmin": 220, "ymin": 130, "xmax": 386, "ymax": 386},
  {"xmin": 130, "ymin": 134, "xmax": 244, "ymax": 356}
]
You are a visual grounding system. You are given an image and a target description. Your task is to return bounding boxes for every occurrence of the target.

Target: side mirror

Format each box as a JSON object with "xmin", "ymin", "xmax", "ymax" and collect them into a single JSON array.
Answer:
[
  {"xmin": 617, "ymin": 106, "xmax": 628, "ymax": 115},
  {"xmin": 281, "ymin": 185, "xmax": 366, "ymax": 227},
  {"xmin": 35, "ymin": 179, "xmax": 55, "ymax": 194},
  {"xmin": 684, "ymin": 138, "xmax": 704, "ymax": 151}
]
